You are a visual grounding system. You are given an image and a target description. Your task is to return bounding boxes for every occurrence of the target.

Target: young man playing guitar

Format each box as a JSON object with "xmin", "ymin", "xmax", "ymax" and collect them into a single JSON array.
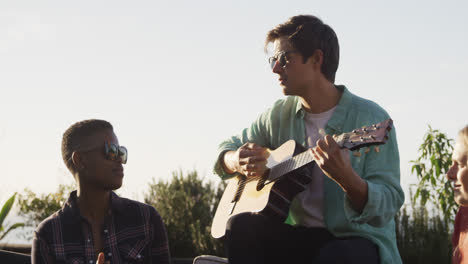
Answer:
[{"xmin": 214, "ymin": 15, "xmax": 404, "ymax": 264}]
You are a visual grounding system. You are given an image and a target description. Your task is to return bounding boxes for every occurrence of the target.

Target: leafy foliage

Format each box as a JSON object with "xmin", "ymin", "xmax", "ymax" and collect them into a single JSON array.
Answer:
[
  {"xmin": 411, "ymin": 126, "xmax": 455, "ymax": 225},
  {"xmin": 144, "ymin": 170, "xmax": 226, "ymax": 258},
  {"xmin": 17, "ymin": 183, "xmax": 75, "ymax": 229},
  {"xmin": 0, "ymin": 193, "xmax": 25, "ymax": 241},
  {"xmin": 395, "ymin": 193, "xmax": 452, "ymax": 264}
]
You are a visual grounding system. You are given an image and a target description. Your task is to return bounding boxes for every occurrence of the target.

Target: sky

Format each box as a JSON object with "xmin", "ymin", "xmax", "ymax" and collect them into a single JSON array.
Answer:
[{"xmin": 1, "ymin": 0, "xmax": 467, "ymax": 234}]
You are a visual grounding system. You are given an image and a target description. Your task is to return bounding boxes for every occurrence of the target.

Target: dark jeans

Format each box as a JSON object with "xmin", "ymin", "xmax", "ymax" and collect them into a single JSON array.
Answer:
[{"xmin": 225, "ymin": 213, "xmax": 379, "ymax": 264}]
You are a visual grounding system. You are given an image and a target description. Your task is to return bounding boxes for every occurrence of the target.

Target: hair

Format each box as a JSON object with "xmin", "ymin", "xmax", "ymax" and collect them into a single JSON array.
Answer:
[
  {"xmin": 265, "ymin": 15, "xmax": 340, "ymax": 83},
  {"xmin": 61, "ymin": 119, "xmax": 113, "ymax": 174},
  {"xmin": 459, "ymin": 125, "xmax": 468, "ymax": 150}
]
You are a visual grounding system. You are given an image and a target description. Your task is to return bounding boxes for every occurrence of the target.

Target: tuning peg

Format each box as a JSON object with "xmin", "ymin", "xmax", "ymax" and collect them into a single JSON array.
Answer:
[
  {"xmin": 353, "ymin": 151, "xmax": 361, "ymax": 157},
  {"xmin": 365, "ymin": 147, "xmax": 370, "ymax": 153},
  {"xmin": 374, "ymin": 146, "xmax": 380, "ymax": 153}
]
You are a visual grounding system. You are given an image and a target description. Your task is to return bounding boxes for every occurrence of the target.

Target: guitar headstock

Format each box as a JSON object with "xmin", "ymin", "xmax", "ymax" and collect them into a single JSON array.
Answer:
[{"xmin": 336, "ymin": 119, "xmax": 393, "ymax": 151}]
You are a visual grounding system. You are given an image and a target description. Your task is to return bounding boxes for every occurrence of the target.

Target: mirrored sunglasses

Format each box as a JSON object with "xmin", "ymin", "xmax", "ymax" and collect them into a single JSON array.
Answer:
[
  {"xmin": 105, "ymin": 142, "xmax": 128, "ymax": 164},
  {"xmin": 268, "ymin": 51, "xmax": 299, "ymax": 69}
]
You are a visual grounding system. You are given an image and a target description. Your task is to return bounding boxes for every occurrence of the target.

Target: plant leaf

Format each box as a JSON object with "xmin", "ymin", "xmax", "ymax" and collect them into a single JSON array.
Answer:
[
  {"xmin": 0, "ymin": 222, "xmax": 25, "ymax": 241},
  {"xmin": 0, "ymin": 193, "xmax": 17, "ymax": 229}
]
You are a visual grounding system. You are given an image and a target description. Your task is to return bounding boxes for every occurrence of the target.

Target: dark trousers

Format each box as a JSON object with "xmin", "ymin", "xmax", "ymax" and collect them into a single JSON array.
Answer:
[{"xmin": 225, "ymin": 213, "xmax": 379, "ymax": 264}]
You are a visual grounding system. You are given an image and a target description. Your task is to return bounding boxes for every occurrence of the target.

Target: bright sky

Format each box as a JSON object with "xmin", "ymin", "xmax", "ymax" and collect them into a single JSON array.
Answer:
[{"xmin": 1, "ymin": 0, "xmax": 467, "ymax": 212}]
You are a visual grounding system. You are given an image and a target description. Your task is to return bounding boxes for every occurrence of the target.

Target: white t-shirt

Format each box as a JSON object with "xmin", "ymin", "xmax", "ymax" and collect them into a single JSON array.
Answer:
[{"xmin": 289, "ymin": 106, "xmax": 336, "ymax": 227}]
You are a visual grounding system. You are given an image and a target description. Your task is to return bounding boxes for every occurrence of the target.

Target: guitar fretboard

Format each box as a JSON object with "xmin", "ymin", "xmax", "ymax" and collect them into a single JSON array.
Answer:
[{"xmin": 268, "ymin": 150, "xmax": 315, "ymax": 182}]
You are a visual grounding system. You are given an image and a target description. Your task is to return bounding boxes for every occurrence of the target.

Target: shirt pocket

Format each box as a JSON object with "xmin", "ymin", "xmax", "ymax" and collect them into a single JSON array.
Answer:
[
  {"xmin": 118, "ymin": 235, "xmax": 150, "ymax": 263},
  {"xmin": 54, "ymin": 244, "xmax": 85, "ymax": 264}
]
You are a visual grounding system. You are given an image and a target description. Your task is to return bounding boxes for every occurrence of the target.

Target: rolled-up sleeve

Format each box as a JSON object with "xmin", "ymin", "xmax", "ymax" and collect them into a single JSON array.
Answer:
[
  {"xmin": 344, "ymin": 124, "xmax": 405, "ymax": 227},
  {"xmin": 213, "ymin": 107, "xmax": 274, "ymax": 180}
]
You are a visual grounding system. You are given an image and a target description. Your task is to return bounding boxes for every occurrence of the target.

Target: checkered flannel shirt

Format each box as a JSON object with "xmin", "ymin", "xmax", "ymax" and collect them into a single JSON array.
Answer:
[{"xmin": 32, "ymin": 191, "xmax": 170, "ymax": 264}]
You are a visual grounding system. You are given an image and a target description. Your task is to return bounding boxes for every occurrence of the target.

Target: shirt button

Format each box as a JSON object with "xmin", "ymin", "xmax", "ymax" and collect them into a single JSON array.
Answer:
[
  {"xmin": 103, "ymin": 229, "xmax": 108, "ymax": 234},
  {"xmin": 137, "ymin": 254, "xmax": 141, "ymax": 259},
  {"xmin": 107, "ymin": 252, "xmax": 112, "ymax": 257},
  {"xmin": 89, "ymin": 261, "xmax": 93, "ymax": 264}
]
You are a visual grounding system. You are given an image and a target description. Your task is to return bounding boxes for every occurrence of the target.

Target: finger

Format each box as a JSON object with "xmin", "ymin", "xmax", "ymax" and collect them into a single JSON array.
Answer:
[
  {"xmin": 247, "ymin": 163, "xmax": 257, "ymax": 170},
  {"xmin": 313, "ymin": 144, "xmax": 328, "ymax": 160},
  {"xmin": 240, "ymin": 164, "xmax": 256, "ymax": 174},
  {"xmin": 316, "ymin": 138, "xmax": 329, "ymax": 153},
  {"xmin": 324, "ymin": 135, "xmax": 340, "ymax": 150},
  {"xmin": 245, "ymin": 142, "xmax": 262, "ymax": 150},
  {"xmin": 238, "ymin": 149, "xmax": 267, "ymax": 159},
  {"xmin": 311, "ymin": 148, "xmax": 324, "ymax": 167},
  {"xmin": 244, "ymin": 143, "xmax": 268, "ymax": 155},
  {"xmin": 239, "ymin": 164, "xmax": 255, "ymax": 174},
  {"xmin": 246, "ymin": 155, "xmax": 267, "ymax": 163},
  {"xmin": 247, "ymin": 171, "xmax": 257, "ymax": 177},
  {"xmin": 239, "ymin": 155, "xmax": 266, "ymax": 165},
  {"xmin": 96, "ymin": 252, "xmax": 105, "ymax": 264}
]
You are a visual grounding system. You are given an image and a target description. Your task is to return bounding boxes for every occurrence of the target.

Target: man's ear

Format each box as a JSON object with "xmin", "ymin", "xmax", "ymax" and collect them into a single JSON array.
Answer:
[
  {"xmin": 312, "ymin": 49, "xmax": 323, "ymax": 68},
  {"xmin": 71, "ymin": 151, "xmax": 84, "ymax": 170},
  {"xmin": 309, "ymin": 49, "xmax": 323, "ymax": 69}
]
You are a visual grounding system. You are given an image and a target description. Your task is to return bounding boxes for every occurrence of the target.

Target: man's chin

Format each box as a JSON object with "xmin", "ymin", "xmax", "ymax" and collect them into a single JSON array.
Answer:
[
  {"xmin": 106, "ymin": 181, "xmax": 123, "ymax": 191},
  {"xmin": 282, "ymin": 87, "xmax": 293, "ymax": 96}
]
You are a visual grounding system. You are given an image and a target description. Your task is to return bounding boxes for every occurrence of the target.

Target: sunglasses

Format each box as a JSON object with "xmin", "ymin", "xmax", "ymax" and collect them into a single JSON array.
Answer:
[
  {"xmin": 81, "ymin": 142, "xmax": 128, "ymax": 164},
  {"xmin": 268, "ymin": 51, "xmax": 299, "ymax": 69},
  {"xmin": 105, "ymin": 142, "xmax": 128, "ymax": 164}
]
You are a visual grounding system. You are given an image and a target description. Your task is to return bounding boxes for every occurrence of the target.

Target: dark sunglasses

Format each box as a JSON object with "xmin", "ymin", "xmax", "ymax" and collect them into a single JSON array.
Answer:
[
  {"xmin": 81, "ymin": 142, "xmax": 128, "ymax": 164},
  {"xmin": 268, "ymin": 51, "xmax": 299, "ymax": 69},
  {"xmin": 105, "ymin": 142, "xmax": 128, "ymax": 164}
]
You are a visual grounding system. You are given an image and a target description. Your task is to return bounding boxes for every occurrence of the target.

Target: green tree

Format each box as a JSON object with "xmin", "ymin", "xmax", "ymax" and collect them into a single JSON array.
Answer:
[
  {"xmin": 411, "ymin": 126, "xmax": 456, "ymax": 224},
  {"xmin": 144, "ymin": 170, "xmax": 226, "ymax": 258},
  {"xmin": 0, "ymin": 193, "xmax": 25, "ymax": 241},
  {"xmin": 17, "ymin": 183, "xmax": 75, "ymax": 229}
]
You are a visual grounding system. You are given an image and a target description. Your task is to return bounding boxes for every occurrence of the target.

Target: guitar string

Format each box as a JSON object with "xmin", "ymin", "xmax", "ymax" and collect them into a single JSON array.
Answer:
[{"xmin": 232, "ymin": 150, "xmax": 315, "ymax": 199}]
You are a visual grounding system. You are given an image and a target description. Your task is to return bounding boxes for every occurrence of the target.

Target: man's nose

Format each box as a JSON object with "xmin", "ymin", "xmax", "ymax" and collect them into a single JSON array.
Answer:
[{"xmin": 272, "ymin": 61, "xmax": 282, "ymax": 74}]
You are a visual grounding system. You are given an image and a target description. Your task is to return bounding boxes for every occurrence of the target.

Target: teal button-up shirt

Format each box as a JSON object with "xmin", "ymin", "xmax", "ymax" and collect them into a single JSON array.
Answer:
[{"xmin": 214, "ymin": 85, "xmax": 404, "ymax": 264}]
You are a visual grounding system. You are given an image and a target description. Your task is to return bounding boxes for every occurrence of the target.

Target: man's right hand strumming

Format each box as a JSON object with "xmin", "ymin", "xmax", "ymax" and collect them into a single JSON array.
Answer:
[{"xmin": 222, "ymin": 142, "xmax": 268, "ymax": 177}]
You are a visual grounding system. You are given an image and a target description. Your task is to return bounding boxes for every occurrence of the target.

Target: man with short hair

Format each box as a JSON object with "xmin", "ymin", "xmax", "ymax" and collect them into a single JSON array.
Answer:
[
  {"xmin": 214, "ymin": 15, "xmax": 404, "ymax": 264},
  {"xmin": 32, "ymin": 119, "xmax": 170, "ymax": 264}
]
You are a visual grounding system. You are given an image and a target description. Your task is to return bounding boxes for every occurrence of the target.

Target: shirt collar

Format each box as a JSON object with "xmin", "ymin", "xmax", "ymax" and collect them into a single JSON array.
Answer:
[
  {"xmin": 327, "ymin": 85, "xmax": 352, "ymax": 134},
  {"xmin": 294, "ymin": 85, "xmax": 353, "ymax": 134},
  {"xmin": 63, "ymin": 190, "xmax": 126, "ymax": 223}
]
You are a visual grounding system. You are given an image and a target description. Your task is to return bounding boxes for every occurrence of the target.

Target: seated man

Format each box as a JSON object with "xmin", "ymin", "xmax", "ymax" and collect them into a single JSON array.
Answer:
[
  {"xmin": 447, "ymin": 125, "xmax": 468, "ymax": 264},
  {"xmin": 214, "ymin": 15, "xmax": 404, "ymax": 264},
  {"xmin": 32, "ymin": 119, "xmax": 170, "ymax": 264}
]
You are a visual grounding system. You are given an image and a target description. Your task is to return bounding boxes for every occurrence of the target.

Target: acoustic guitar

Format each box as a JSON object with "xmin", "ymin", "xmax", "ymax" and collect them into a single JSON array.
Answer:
[{"xmin": 211, "ymin": 119, "xmax": 393, "ymax": 238}]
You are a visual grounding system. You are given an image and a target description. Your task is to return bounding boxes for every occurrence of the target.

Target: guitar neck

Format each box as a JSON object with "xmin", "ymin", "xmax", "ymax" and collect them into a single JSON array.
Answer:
[
  {"xmin": 268, "ymin": 150, "xmax": 315, "ymax": 182},
  {"xmin": 266, "ymin": 118, "xmax": 392, "ymax": 183}
]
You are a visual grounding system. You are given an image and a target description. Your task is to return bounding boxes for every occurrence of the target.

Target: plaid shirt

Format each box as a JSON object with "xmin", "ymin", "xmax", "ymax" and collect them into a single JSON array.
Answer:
[{"xmin": 32, "ymin": 191, "xmax": 170, "ymax": 264}]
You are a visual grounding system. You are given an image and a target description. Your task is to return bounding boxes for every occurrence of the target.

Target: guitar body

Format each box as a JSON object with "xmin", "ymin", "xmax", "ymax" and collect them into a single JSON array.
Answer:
[{"xmin": 211, "ymin": 140, "xmax": 315, "ymax": 238}]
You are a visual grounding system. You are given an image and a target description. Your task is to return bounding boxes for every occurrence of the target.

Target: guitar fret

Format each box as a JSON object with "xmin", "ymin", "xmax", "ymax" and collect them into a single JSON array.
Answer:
[{"xmin": 269, "ymin": 150, "xmax": 314, "ymax": 181}]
